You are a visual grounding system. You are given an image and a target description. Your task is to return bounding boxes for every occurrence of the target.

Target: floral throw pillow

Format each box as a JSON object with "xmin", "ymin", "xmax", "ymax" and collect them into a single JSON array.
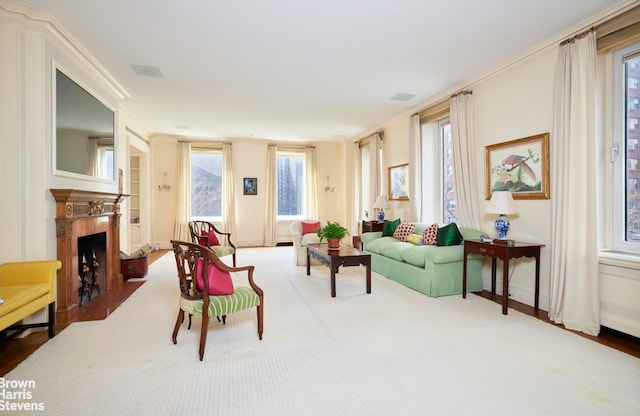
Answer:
[
  {"xmin": 423, "ymin": 223, "xmax": 439, "ymax": 245},
  {"xmin": 393, "ymin": 221, "xmax": 415, "ymax": 242}
]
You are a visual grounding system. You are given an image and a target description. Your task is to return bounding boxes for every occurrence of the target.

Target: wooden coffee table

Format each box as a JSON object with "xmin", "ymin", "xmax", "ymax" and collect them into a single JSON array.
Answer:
[{"xmin": 306, "ymin": 243, "xmax": 371, "ymax": 297}]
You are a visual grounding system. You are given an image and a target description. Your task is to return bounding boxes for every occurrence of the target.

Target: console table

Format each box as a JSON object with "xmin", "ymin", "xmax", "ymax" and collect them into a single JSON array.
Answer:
[
  {"xmin": 362, "ymin": 220, "xmax": 384, "ymax": 233},
  {"xmin": 462, "ymin": 239, "xmax": 545, "ymax": 315}
]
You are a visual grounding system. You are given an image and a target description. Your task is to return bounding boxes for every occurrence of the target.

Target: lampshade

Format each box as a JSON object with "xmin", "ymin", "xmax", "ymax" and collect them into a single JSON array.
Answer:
[
  {"xmin": 373, "ymin": 195, "xmax": 390, "ymax": 209},
  {"xmin": 486, "ymin": 191, "xmax": 518, "ymax": 215}
]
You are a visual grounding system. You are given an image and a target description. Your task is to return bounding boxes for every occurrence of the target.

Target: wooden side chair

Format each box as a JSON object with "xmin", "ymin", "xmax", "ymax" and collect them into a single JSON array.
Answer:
[
  {"xmin": 170, "ymin": 240, "xmax": 263, "ymax": 361},
  {"xmin": 188, "ymin": 221, "xmax": 236, "ymax": 266}
]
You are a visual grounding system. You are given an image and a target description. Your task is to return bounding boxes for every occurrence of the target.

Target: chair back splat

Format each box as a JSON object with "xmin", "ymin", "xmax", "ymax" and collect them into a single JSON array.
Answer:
[
  {"xmin": 188, "ymin": 221, "xmax": 237, "ymax": 266},
  {"xmin": 170, "ymin": 240, "xmax": 263, "ymax": 361}
]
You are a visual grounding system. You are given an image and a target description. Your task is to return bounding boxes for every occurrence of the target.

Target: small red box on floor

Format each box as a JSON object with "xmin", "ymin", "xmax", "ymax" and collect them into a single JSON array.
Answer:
[{"xmin": 120, "ymin": 256, "xmax": 148, "ymax": 279}]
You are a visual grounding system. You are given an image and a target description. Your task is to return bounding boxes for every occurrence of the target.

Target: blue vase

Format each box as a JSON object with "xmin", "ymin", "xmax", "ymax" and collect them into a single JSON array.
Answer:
[
  {"xmin": 495, "ymin": 214, "xmax": 510, "ymax": 239},
  {"xmin": 377, "ymin": 209, "xmax": 385, "ymax": 223}
]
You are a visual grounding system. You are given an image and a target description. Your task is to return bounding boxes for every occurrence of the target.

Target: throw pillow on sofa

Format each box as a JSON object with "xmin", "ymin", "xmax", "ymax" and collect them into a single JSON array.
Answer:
[
  {"xmin": 393, "ymin": 221, "xmax": 415, "ymax": 242},
  {"xmin": 423, "ymin": 223, "xmax": 439, "ymax": 245},
  {"xmin": 382, "ymin": 218, "xmax": 401, "ymax": 237},
  {"xmin": 436, "ymin": 223, "xmax": 463, "ymax": 246},
  {"xmin": 301, "ymin": 221, "xmax": 321, "ymax": 235}
]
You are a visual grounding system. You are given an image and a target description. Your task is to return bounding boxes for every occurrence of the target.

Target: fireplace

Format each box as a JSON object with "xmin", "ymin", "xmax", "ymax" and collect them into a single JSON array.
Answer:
[
  {"xmin": 51, "ymin": 189, "xmax": 127, "ymax": 324},
  {"xmin": 77, "ymin": 232, "xmax": 106, "ymax": 305}
]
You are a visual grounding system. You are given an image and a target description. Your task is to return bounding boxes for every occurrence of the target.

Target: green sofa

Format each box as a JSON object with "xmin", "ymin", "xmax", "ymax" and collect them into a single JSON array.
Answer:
[{"xmin": 361, "ymin": 224, "xmax": 484, "ymax": 297}]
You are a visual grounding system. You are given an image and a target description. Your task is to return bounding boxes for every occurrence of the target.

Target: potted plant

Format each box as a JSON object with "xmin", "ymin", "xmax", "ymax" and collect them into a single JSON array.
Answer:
[{"xmin": 316, "ymin": 221, "xmax": 349, "ymax": 250}]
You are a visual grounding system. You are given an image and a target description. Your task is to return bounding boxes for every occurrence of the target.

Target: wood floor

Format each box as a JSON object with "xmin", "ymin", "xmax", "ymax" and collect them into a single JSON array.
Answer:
[{"xmin": 2, "ymin": 250, "xmax": 638, "ymax": 375}]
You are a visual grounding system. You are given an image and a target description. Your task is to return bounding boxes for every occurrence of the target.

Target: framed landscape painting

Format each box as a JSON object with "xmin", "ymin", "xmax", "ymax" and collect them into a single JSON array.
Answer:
[
  {"xmin": 485, "ymin": 133, "xmax": 550, "ymax": 200},
  {"xmin": 388, "ymin": 163, "xmax": 409, "ymax": 200}
]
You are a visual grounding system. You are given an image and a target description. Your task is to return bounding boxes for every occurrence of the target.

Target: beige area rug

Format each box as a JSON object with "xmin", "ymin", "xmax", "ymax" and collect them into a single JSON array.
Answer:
[{"xmin": 5, "ymin": 247, "xmax": 640, "ymax": 415}]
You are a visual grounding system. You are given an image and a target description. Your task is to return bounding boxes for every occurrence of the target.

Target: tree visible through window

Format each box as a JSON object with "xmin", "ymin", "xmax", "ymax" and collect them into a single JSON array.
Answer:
[
  {"xmin": 277, "ymin": 153, "xmax": 304, "ymax": 216},
  {"xmin": 191, "ymin": 151, "xmax": 222, "ymax": 218}
]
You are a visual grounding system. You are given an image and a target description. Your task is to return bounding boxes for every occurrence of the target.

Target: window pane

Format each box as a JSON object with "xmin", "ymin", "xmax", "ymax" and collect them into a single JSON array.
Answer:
[
  {"xmin": 625, "ymin": 54, "xmax": 640, "ymax": 242},
  {"xmin": 361, "ymin": 146, "xmax": 370, "ymax": 219},
  {"xmin": 440, "ymin": 119, "xmax": 457, "ymax": 223},
  {"xmin": 191, "ymin": 152, "xmax": 222, "ymax": 218},
  {"xmin": 277, "ymin": 153, "xmax": 304, "ymax": 216}
]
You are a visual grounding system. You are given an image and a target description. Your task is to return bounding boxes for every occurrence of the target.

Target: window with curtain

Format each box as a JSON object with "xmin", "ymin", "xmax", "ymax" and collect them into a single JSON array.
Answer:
[
  {"xmin": 439, "ymin": 118, "xmax": 457, "ymax": 224},
  {"xmin": 277, "ymin": 151, "xmax": 305, "ymax": 217},
  {"xmin": 191, "ymin": 150, "xmax": 223, "ymax": 219},
  {"xmin": 96, "ymin": 145, "xmax": 113, "ymax": 180},
  {"xmin": 613, "ymin": 41, "xmax": 640, "ymax": 251},
  {"xmin": 360, "ymin": 145, "xmax": 371, "ymax": 219}
]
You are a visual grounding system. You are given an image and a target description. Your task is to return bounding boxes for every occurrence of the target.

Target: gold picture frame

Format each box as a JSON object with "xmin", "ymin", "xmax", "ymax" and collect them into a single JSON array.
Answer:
[
  {"xmin": 485, "ymin": 133, "xmax": 550, "ymax": 200},
  {"xmin": 388, "ymin": 163, "xmax": 409, "ymax": 200}
]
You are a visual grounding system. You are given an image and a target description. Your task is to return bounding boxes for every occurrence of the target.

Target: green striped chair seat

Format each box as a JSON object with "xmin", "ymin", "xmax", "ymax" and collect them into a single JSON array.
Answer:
[
  {"xmin": 210, "ymin": 245, "xmax": 235, "ymax": 259},
  {"xmin": 180, "ymin": 286, "xmax": 260, "ymax": 317}
]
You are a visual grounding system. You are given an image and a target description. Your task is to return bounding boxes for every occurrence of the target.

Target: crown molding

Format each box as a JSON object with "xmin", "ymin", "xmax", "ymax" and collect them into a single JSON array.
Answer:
[{"xmin": 0, "ymin": 1, "xmax": 130, "ymax": 101}]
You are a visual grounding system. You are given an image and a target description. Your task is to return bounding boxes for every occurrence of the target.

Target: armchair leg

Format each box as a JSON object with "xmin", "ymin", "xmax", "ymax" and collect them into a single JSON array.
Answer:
[
  {"xmin": 199, "ymin": 314, "xmax": 209, "ymax": 361},
  {"xmin": 257, "ymin": 304, "xmax": 263, "ymax": 340}
]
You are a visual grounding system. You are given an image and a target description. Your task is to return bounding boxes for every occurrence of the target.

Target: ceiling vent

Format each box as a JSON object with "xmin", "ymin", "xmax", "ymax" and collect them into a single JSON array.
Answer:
[
  {"xmin": 389, "ymin": 93, "xmax": 416, "ymax": 102},
  {"xmin": 130, "ymin": 64, "xmax": 164, "ymax": 78}
]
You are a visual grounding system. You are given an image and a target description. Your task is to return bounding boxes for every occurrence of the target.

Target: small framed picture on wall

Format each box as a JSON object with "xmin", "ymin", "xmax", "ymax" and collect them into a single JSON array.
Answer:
[{"xmin": 244, "ymin": 178, "xmax": 257, "ymax": 195}]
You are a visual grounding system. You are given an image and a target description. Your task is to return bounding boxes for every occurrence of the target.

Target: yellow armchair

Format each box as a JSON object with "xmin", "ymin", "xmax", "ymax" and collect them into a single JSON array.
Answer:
[{"xmin": 0, "ymin": 260, "xmax": 61, "ymax": 339}]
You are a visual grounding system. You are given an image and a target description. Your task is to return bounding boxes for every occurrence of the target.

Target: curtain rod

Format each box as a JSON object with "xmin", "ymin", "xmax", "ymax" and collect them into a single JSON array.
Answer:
[
  {"xmin": 560, "ymin": 26, "xmax": 596, "ymax": 46},
  {"xmin": 450, "ymin": 90, "xmax": 473, "ymax": 98}
]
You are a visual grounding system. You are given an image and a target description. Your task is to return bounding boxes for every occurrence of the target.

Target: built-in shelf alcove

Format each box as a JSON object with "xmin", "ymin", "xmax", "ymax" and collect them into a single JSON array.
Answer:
[{"xmin": 51, "ymin": 189, "xmax": 128, "ymax": 324}]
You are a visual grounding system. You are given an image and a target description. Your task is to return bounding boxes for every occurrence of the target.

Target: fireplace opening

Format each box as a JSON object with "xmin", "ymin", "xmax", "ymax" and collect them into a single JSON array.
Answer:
[{"xmin": 77, "ymin": 232, "xmax": 107, "ymax": 305}]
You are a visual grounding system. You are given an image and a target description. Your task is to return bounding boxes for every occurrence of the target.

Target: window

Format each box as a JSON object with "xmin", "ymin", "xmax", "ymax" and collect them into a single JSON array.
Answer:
[
  {"xmin": 440, "ymin": 118, "xmax": 457, "ymax": 223},
  {"xmin": 361, "ymin": 145, "xmax": 371, "ymax": 219},
  {"xmin": 191, "ymin": 150, "xmax": 222, "ymax": 219},
  {"xmin": 277, "ymin": 152, "xmax": 305, "ymax": 217},
  {"xmin": 613, "ymin": 43, "xmax": 640, "ymax": 248}
]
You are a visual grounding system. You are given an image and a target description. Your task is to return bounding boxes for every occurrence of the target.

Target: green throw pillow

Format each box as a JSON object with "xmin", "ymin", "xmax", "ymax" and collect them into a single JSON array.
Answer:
[
  {"xmin": 382, "ymin": 218, "xmax": 401, "ymax": 237},
  {"xmin": 436, "ymin": 223, "xmax": 463, "ymax": 246}
]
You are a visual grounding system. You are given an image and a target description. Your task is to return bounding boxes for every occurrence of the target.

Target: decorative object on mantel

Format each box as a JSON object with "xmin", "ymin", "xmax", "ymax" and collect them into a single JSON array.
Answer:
[
  {"xmin": 486, "ymin": 191, "xmax": 518, "ymax": 240},
  {"xmin": 158, "ymin": 172, "xmax": 171, "ymax": 191},
  {"xmin": 373, "ymin": 195, "xmax": 390, "ymax": 223},
  {"xmin": 324, "ymin": 176, "xmax": 334, "ymax": 192},
  {"xmin": 316, "ymin": 221, "xmax": 349, "ymax": 250}
]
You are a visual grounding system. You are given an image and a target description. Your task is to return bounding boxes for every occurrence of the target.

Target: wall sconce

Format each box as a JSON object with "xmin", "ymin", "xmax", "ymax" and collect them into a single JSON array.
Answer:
[
  {"xmin": 324, "ymin": 176, "xmax": 334, "ymax": 192},
  {"xmin": 158, "ymin": 172, "xmax": 171, "ymax": 191}
]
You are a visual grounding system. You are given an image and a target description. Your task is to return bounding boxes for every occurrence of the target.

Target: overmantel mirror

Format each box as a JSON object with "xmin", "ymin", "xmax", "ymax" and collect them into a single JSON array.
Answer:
[{"xmin": 54, "ymin": 66, "xmax": 116, "ymax": 182}]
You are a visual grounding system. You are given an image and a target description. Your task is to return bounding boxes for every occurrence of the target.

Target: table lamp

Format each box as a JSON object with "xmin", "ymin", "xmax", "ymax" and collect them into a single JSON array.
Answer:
[
  {"xmin": 486, "ymin": 191, "xmax": 518, "ymax": 239},
  {"xmin": 373, "ymin": 195, "xmax": 390, "ymax": 223}
]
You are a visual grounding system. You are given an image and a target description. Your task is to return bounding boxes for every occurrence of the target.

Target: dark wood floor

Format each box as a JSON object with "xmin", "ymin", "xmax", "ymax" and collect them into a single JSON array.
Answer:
[{"xmin": 2, "ymin": 251, "xmax": 638, "ymax": 375}]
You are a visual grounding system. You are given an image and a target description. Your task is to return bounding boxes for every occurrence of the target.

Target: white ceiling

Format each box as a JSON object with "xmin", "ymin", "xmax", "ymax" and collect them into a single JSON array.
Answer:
[{"xmin": 9, "ymin": 0, "xmax": 627, "ymax": 142}]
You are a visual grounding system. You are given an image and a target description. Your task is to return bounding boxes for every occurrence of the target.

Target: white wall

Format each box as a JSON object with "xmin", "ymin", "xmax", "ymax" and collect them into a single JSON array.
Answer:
[{"xmin": 149, "ymin": 137, "xmax": 346, "ymax": 249}]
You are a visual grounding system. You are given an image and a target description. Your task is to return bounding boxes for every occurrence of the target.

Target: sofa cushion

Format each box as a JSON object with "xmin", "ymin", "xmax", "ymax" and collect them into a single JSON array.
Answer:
[
  {"xmin": 437, "ymin": 223, "xmax": 463, "ymax": 246},
  {"xmin": 301, "ymin": 221, "xmax": 321, "ymax": 235},
  {"xmin": 379, "ymin": 241, "xmax": 413, "ymax": 261},
  {"xmin": 301, "ymin": 233, "xmax": 321, "ymax": 245},
  {"xmin": 406, "ymin": 234, "xmax": 423, "ymax": 245},
  {"xmin": 364, "ymin": 236, "xmax": 398, "ymax": 254},
  {"xmin": 382, "ymin": 218, "xmax": 401, "ymax": 237},
  {"xmin": 399, "ymin": 245, "xmax": 430, "ymax": 268},
  {"xmin": 393, "ymin": 221, "xmax": 415, "ymax": 241},
  {"xmin": 423, "ymin": 223, "xmax": 439, "ymax": 245}
]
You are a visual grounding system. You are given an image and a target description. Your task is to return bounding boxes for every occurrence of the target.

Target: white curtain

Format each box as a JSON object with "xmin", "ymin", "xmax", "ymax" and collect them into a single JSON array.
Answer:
[
  {"xmin": 369, "ymin": 133, "xmax": 382, "ymax": 210},
  {"xmin": 222, "ymin": 143, "xmax": 236, "ymax": 239},
  {"xmin": 450, "ymin": 91, "xmax": 480, "ymax": 230},
  {"xmin": 409, "ymin": 114, "xmax": 422, "ymax": 222},
  {"xmin": 549, "ymin": 32, "xmax": 600, "ymax": 336},
  {"xmin": 86, "ymin": 138, "xmax": 98, "ymax": 176},
  {"xmin": 351, "ymin": 142, "xmax": 362, "ymax": 236},
  {"xmin": 173, "ymin": 141, "xmax": 191, "ymax": 242},
  {"xmin": 305, "ymin": 146, "xmax": 318, "ymax": 219},
  {"xmin": 264, "ymin": 145, "xmax": 277, "ymax": 246}
]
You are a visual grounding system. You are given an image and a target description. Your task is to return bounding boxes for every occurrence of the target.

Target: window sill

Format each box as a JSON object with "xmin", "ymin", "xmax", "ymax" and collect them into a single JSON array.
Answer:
[{"xmin": 599, "ymin": 250, "xmax": 640, "ymax": 272}]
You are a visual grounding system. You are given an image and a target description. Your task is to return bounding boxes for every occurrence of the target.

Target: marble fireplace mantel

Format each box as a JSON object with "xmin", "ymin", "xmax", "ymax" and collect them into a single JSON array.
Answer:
[{"xmin": 51, "ymin": 189, "xmax": 128, "ymax": 324}]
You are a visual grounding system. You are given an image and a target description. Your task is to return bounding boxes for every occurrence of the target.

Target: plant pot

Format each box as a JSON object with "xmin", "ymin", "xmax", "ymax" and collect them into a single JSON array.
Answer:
[{"xmin": 327, "ymin": 238, "xmax": 341, "ymax": 250}]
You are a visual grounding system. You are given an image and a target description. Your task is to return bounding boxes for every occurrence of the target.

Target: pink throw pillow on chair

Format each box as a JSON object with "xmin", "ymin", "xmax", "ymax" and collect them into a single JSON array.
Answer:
[
  {"xmin": 195, "ymin": 257, "xmax": 234, "ymax": 296},
  {"xmin": 200, "ymin": 229, "xmax": 220, "ymax": 246}
]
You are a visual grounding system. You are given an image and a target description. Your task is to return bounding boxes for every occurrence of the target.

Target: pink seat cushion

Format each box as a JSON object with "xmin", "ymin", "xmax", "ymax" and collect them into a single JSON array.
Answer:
[
  {"xmin": 195, "ymin": 258, "xmax": 234, "ymax": 296},
  {"xmin": 301, "ymin": 221, "xmax": 321, "ymax": 235}
]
